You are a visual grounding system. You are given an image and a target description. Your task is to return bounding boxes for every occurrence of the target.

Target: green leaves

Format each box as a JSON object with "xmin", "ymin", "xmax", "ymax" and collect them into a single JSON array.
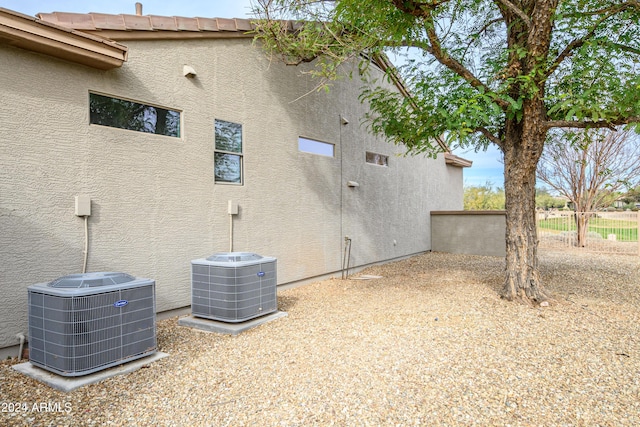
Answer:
[
  {"xmin": 464, "ymin": 183, "xmax": 505, "ymax": 210},
  {"xmin": 545, "ymin": 3, "xmax": 640, "ymax": 124},
  {"xmin": 254, "ymin": 0, "xmax": 640, "ymax": 153}
]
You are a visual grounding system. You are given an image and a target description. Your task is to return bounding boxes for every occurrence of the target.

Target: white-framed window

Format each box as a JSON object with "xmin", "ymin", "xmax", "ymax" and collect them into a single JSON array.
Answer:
[
  {"xmin": 89, "ymin": 92, "xmax": 180, "ymax": 137},
  {"xmin": 366, "ymin": 151, "xmax": 389, "ymax": 166},
  {"xmin": 298, "ymin": 137, "xmax": 334, "ymax": 157},
  {"xmin": 214, "ymin": 119, "xmax": 243, "ymax": 184}
]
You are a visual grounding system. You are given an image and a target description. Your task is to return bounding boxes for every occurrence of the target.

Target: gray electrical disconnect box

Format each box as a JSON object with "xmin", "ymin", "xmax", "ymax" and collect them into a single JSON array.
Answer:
[
  {"xmin": 228, "ymin": 200, "xmax": 239, "ymax": 215},
  {"xmin": 75, "ymin": 195, "xmax": 91, "ymax": 216}
]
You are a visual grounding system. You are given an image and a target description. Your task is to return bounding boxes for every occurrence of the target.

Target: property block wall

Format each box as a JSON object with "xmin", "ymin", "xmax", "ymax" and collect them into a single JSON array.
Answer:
[
  {"xmin": 431, "ymin": 211, "xmax": 506, "ymax": 257},
  {"xmin": 0, "ymin": 38, "xmax": 463, "ymax": 349}
]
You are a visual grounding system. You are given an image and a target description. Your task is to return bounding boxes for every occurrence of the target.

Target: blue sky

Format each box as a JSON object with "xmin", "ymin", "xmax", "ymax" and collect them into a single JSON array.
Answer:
[
  {"xmin": 456, "ymin": 145, "xmax": 504, "ymax": 189},
  {"xmin": 2, "ymin": 0, "xmax": 504, "ymax": 188},
  {"xmin": 1, "ymin": 1, "xmax": 256, "ymax": 19}
]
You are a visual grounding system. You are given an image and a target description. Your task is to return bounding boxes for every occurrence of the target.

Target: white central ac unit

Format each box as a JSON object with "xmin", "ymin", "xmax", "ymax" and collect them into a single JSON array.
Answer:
[
  {"xmin": 191, "ymin": 252, "xmax": 277, "ymax": 323},
  {"xmin": 27, "ymin": 272, "xmax": 156, "ymax": 377}
]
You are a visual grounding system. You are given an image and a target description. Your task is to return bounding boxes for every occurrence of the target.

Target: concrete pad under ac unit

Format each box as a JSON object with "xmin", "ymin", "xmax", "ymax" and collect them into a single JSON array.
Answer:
[
  {"xmin": 178, "ymin": 311, "xmax": 288, "ymax": 335},
  {"xmin": 12, "ymin": 352, "xmax": 169, "ymax": 393}
]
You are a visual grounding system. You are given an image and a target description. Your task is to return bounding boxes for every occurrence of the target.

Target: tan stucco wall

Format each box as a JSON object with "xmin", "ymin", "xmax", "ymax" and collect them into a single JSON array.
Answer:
[
  {"xmin": 0, "ymin": 38, "xmax": 463, "ymax": 349},
  {"xmin": 431, "ymin": 211, "xmax": 506, "ymax": 257}
]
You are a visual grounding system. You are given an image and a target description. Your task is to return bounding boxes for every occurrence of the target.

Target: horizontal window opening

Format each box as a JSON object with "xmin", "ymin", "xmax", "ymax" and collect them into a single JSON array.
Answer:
[
  {"xmin": 298, "ymin": 137, "xmax": 334, "ymax": 157},
  {"xmin": 366, "ymin": 151, "xmax": 388, "ymax": 166},
  {"xmin": 89, "ymin": 93, "xmax": 180, "ymax": 137}
]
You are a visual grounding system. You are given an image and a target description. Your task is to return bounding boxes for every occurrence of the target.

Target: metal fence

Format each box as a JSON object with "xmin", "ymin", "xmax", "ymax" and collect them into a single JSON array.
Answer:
[{"xmin": 537, "ymin": 210, "xmax": 640, "ymax": 255}]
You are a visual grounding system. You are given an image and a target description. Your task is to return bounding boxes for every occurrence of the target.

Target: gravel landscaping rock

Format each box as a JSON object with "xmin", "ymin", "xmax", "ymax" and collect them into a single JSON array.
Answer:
[{"xmin": 1, "ymin": 250, "xmax": 639, "ymax": 426}]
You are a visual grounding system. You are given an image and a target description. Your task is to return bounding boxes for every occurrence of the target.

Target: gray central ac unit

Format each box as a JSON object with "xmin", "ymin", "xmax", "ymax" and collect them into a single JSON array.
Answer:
[
  {"xmin": 191, "ymin": 252, "xmax": 277, "ymax": 323},
  {"xmin": 27, "ymin": 272, "xmax": 156, "ymax": 377}
]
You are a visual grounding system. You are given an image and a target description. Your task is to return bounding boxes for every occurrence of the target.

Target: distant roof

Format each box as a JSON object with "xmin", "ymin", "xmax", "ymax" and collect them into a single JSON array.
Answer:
[{"xmin": 37, "ymin": 11, "xmax": 256, "ymax": 40}]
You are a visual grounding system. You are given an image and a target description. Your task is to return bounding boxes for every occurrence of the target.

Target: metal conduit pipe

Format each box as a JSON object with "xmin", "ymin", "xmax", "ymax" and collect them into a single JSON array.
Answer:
[
  {"xmin": 82, "ymin": 215, "xmax": 89, "ymax": 273},
  {"xmin": 16, "ymin": 333, "xmax": 25, "ymax": 361},
  {"xmin": 341, "ymin": 236, "xmax": 352, "ymax": 279}
]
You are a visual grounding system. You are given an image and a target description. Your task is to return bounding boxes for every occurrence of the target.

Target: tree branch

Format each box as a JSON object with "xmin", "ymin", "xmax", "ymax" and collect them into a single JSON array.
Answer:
[
  {"xmin": 460, "ymin": 18, "xmax": 504, "ymax": 59},
  {"xmin": 388, "ymin": 0, "xmax": 504, "ymax": 109},
  {"xmin": 603, "ymin": 42, "xmax": 640, "ymax": 56},
  {"xmin": 494, "ymin": 0, "xmax": 531, "ymax": 29},
  {"xmin": 539, "ymin": 128, "xmax": 640, "ymax": 213},
  {"xmin": 547, "ymin": 3, "xmax": 640, "ymax": 78},
  {"xmin": 418, "ymin": 11, "xmax": 511, "ymax": 110},
  {"xmin": 545, "ymin": 33, "xmax": 594, "ymax": 79},
  {"xmin": 546, "ymin": 117, "xmax": 640, "ymax": 130},
  {"xmin": 389, "ymin": 0, "xmax": 451, "ymax": 18},
  {"xmin": 475, "ymin": 127, "xmax": 504, "ymax": 149},
  {"xmin": 561, "ymin": 1, "xmax": 640, "ymax": 18}
]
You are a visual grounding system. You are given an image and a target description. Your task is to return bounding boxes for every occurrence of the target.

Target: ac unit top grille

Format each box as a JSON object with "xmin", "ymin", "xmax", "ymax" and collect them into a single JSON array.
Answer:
[
  {"xmin": 206, "ymin": 252, "xmax": 263, "ymax": 263},
  {"xmin": 48, "ymin": 272, "xmax": 136, "ymax": 288}
]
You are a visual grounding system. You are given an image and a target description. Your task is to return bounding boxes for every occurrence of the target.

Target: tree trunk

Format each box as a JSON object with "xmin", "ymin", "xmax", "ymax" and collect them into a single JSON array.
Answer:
[
  {"xmin": 501, "ymin": 108, "xmax": 550, "ymax": 304},
  {"xmin": 575, "ymin": 212, "xmax": 588, "ymax": 247},
  {"xmin": 154, "ymin": 107, "xmax": 168, "ymax": 136}
]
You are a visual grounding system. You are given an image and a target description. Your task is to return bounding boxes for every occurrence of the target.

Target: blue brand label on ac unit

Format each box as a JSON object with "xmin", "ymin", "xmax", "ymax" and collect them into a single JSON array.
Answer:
[
  {"xmin": 257, "ymin": 271, "xmax": 265, "ymax": 277},
  {"xmin": 113, "ymin": 300, "xmax": 128, "ymax": 308}
]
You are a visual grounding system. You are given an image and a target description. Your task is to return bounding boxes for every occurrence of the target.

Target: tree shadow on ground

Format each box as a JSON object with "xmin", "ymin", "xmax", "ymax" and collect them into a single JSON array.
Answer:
[{"xmin": 277, "ymin": 294, "xmax": 299, "ymax": 312}]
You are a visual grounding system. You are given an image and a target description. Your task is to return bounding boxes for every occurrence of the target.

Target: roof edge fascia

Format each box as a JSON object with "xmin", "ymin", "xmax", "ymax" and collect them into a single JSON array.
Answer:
[
  {"xmin": 0, "ymin": 8, "xmax": 127, "ymax": 69},
  {"xmin": 444, "ymin": 152, "xmax": 473, "ymax": 168}
]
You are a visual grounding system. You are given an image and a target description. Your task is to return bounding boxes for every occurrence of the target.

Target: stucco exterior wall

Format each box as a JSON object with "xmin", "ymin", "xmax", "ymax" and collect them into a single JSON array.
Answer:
[
  {"xmin": 431, "ymin": 211, "xmax": 506, "ymax": 257},
  {"xmin": 0, "ymin": 37, "xmax": 463, "ymax": 349}
]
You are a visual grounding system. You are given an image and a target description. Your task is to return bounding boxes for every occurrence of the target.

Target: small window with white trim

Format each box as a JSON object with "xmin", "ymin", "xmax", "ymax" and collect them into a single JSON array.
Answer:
[{"xmin": 298, "ymin": 137, "xmax": 334, "ymax": 157}]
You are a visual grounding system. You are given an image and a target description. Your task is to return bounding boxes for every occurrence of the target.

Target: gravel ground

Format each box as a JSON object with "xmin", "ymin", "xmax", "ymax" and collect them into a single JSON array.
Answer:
[{"xmin": 2, "ymin": 250, "xmax": 639, "ymax": 426}]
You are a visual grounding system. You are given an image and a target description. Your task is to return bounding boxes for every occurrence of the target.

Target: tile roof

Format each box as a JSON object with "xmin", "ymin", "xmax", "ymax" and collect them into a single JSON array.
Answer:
[
  {"xmin": 37, "ymin": 12, "xmax": 256, "ymax": 39},
  {"xmin": 0, "ymin": 7, "xmax": 127, "ymax": 69}
]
